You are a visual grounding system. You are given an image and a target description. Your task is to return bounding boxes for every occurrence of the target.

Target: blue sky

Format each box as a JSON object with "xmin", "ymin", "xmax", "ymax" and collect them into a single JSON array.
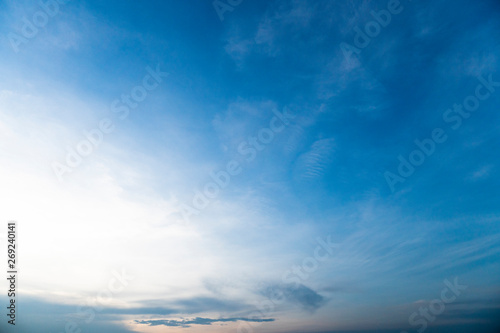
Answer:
[{"xmin": 0, "ymin": 0, "xmax": 499, "ymax": 332}]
